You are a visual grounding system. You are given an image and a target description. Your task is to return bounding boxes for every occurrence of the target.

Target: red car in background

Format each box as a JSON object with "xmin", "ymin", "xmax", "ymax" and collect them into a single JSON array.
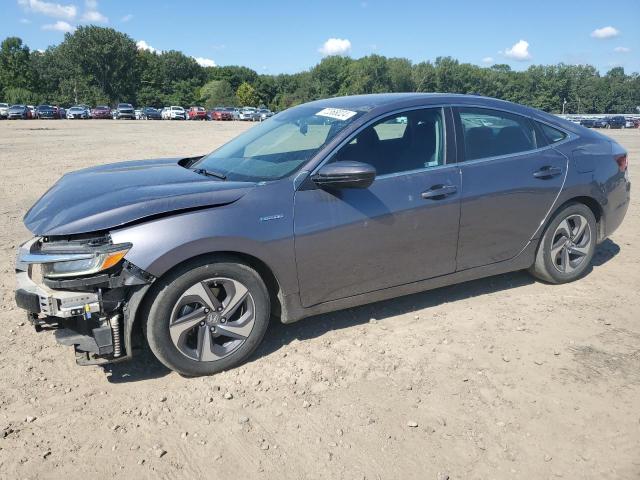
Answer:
[
  {"xmin": 188, "ymin": 106, "xmax": 208, "ymax": 120},
  {"xmin": 91, "ymin": 105, "xmax": 112, "ymax": 119},
  {"xmin": 210, "ymin": 107, "xmax": 233, "ymax": 121}
]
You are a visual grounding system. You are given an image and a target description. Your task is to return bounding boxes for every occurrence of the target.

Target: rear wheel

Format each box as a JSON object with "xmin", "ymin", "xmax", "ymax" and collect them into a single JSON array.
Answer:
[
  {"xmin": 145, "ymin": 257, "xmax": 270, "ymax": 376},
  {"xmin": 529, "ymin": 203, "xmax": 596, "ymax": 284}
]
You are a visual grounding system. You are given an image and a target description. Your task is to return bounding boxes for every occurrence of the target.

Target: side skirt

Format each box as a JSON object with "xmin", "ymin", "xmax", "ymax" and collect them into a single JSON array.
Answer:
[{"xmin": 280, "ymin": 241, "xmax": 537, "ymax": 324}]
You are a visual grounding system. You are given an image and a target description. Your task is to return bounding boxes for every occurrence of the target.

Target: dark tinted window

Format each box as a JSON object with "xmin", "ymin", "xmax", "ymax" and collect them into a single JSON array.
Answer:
[
  {"xmin": 459, "ymin": 108, "xmax": 538, "ymax": 161},
  {"xmin": 333, "ymin": 108, "xmax": 445, "ymax": 176},
  {"xmin": 538, "ymin": 122, "xmax": 567, "ymax": 144}
]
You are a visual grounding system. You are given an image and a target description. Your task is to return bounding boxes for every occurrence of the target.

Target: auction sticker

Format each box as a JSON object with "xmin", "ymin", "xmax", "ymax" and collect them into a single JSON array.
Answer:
[{"xmin": 316, "ymin": 108, "xmax": 357, "ymax": 121}]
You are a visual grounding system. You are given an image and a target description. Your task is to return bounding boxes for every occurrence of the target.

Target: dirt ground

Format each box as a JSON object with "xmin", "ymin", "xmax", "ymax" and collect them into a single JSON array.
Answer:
[{"xmin": 0, "ymin": 120, "xmax": 638, "ymax": 480}]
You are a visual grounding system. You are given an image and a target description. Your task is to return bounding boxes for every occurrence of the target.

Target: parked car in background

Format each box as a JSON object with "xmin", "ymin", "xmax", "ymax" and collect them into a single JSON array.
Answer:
[
  {"xmin": 141, "ymin": 107, "xmax": 162, "ymax": 120},
  {"xmin": 579, "ymin": 119, "xmax": 595, "ymax": 128},
  {"xmin": 51, "ymin": 106, "xmax": 64, "ymax": 119},
  {"xmin": 593, "ymin": 118, "xmax": 608, "ymax": 128},
  {"xmin": 91, "ymin": 105, "xmax": 112, "ymax": 119},
  {"xmin": 7, "ymin": 105, "xmax": 32, "ymax": 119},
  {"xmin": 35, "ymin": 105, "xmax": 57, "ymax": 119},
  {"xmin": 67, "ymin": 106, "xmax": 89, "ymax": 119},
  {"xmin": 0, "ymin": 102, "xmax": 9, "ymax": 119},
  {"xmin": 27, "ymin": 105, "xmax": 36, "ymax": 118},
  {"xmin": 113, "ymin": 103, "xmax": 136, "ymax": 120},
  {"xmin": 238, "ymin": 107, "xmax": 259, "ymax": 121},
  {"xmin": 257, "ymin": 108, "xmax": 274, "ymax": 121},
  {"xmin": 135, "ymin": 109, "xmax": 143, "ymax": 120},
  {"xmin": 13, "ymin": 93, "xmax": 630, "ymax": 376},
  {"xmin": 607, "ymin": 116, "xmax": 625, "ymax": 129},
  {"xmin": 210, "ymin": 107, "xmax": 233, "ymax": 121},
  {"xmin": 188, "ymin": 106, "xmax": 208, "ymax": 120},
  {"xmin": 164, "ymin": 105, "xmax": 186, "ymax": 120}
]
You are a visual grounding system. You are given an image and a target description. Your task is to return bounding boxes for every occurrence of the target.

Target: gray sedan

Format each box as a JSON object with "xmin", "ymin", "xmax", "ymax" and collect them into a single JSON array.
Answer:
[{"xmin": 14, "ymin": 93, "xmax": 631, "ymax": 376}]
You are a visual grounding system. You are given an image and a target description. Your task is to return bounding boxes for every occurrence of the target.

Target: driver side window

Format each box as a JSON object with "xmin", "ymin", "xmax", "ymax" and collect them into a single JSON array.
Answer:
[{"xmin": 333, "ymin": 108, "xmax": 445, "ymax": 176}]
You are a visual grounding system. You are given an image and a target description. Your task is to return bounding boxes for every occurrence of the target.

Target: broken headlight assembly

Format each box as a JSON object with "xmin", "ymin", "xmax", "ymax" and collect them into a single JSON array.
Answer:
[{"xmin": 39, "ymin": 245, "xmax": 130, "ymax": 278}]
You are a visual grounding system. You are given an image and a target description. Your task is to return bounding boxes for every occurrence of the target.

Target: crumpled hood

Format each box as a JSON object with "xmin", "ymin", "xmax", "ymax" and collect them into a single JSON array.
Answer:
[{"xmin": 24, "ymin": 158, "xmax": 254, "ymax": 236}]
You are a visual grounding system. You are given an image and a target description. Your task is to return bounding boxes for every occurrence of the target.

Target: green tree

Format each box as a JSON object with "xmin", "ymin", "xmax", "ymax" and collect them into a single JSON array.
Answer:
[
  {"xmin": 200, "ymin": 79, "xmax": 236, "ymax": 108},
  {"xmin": 236, "ymin": 81, "xmax": 259, "ymax": 107},
  {"xmin": 55, "ymin": 26, "xmax": 139, "ymax": 103},
  {"xmin": 0, "ymin": 37, "xmax": 34, "ymax": 94},
  {"xmin": 206, "ymin": 66, "xmax": 258, "ymax": 91}
]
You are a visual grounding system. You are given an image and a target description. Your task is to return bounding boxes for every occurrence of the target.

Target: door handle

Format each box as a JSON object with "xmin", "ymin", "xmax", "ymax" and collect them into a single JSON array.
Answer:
[
  {"xmin": 533, "ymin": 166, "xmax": 562, "ymax": 179},
  {"xmin": 421, "ymin": 184, "xmax": 457, "ymax": 200}
]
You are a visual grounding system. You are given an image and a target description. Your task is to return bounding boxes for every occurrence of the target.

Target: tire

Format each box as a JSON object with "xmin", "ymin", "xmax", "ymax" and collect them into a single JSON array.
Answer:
[
  {"xmin": 529, "ymin": 202, "xmax": 597, "ymax": 284},
  {"xmin": 144, "ymin": 256, "xmax": 271, "ymax": 376}
]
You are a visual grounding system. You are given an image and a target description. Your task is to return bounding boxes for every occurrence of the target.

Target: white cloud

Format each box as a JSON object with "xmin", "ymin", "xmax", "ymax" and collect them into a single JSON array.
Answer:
[
  {"xmin": 121, "ymin": 13, "xmax": 133, "ymax": 22},
  {"xmin": 482, "ymin": 56, "xmax": 494, "ymax": 64},
  {"xmin": 318, "ymin": 38, "xmax": 351, "ymax": 57},
  {"xmin": 614, "ymin": 46, "xmax": 631, "ymax": 53},
  {"xmin": 20, "ymin": 18, "xmax": 31, "ymax": 23},
  {"xmin": 42, "ymin": 20, "xmax": 75, "ymax": 32},
  {"xmin": 590, "ymin": 26, "xmax": 619, "ymax": 39},
  {"xmin": 80, "ymin": 0, "xmax": 107, "ymax": 23},
  {"xmin": 18, "ymin": 0, "xmax": 76, "ymax": 20},
  {"xmin": 194, "ymin": 57, "xmax": 216, "ymax": 67},
  {"xmin": 503, "ymin": 39, "xmax": 531, "ymax": 61},
  {"xmin": 136, "ymin": 40, "xmax": 160, "ymax": 54},
  {"xmin": 82, "ymin": 10, "xmax": 108, "ymax": 23}
]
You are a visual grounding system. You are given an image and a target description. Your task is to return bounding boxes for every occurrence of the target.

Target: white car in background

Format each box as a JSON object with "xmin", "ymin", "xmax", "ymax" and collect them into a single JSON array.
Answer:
[
  {"xmin": 66, "ymin": 105, "xmax": 89, "ymax": 119},
  {"xmin": 0, "ymin": 103, "xmax": 8, "ymax": 119},
  {"xmin": 135, "ymin": 109, "xmax": 143, "ymax": 120},
  {"xmin": 238, "ymin": 107, "xmax": 259, "ymax": 121},
  {"xmin": 163, "ymin": 105, "xmax": 186, "ymax": 120}
]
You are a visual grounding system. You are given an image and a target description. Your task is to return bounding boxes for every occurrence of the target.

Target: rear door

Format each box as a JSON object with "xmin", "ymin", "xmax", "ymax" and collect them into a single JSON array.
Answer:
[
  {"xmin": 294, "ymin": 107, "xmax": 461, "ymax": 307},
  {"xmin": 454, "ymin": 107, "xmax": 568, "ymax": 270}
]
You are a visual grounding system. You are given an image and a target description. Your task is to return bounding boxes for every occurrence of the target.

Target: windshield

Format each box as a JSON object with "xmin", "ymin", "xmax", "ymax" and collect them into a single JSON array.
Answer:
[{"xmin": 194, "ymin": 105, "xmax": 364, "ymax": 182}]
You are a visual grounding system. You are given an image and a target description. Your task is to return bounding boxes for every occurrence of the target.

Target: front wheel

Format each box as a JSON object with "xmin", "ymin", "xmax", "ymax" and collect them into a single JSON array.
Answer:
[
  {"xmin": 529, "ymin": 203, "xmax": 597, "ymax": 284},
  {"xmin": 145, "ymin": 257, "xmax": 271, "ymax": 376}
]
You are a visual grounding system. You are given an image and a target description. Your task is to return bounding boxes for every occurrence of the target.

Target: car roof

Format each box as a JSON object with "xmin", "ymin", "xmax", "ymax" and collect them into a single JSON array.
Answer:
[{"xmin": 303, "ymin": 93, "xmax": 583, "ymax": 134}]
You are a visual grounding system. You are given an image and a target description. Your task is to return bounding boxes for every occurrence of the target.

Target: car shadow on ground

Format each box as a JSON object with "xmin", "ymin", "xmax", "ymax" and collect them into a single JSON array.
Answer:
[{"xmin": 104, "ymin": 239, "xmax": 620, "ymax": 383}]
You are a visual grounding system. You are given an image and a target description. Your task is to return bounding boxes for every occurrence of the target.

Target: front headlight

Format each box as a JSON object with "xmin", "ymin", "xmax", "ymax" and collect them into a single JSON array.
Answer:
[{"xmin": 41, "ymin": 246, "xmax": 130, "ymax": 278}]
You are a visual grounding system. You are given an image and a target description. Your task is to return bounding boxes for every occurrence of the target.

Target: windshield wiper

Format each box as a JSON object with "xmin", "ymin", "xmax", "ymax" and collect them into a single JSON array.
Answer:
[{"xmin": 193, "ymin": 168, "xmax": 227, "ymax": 180}]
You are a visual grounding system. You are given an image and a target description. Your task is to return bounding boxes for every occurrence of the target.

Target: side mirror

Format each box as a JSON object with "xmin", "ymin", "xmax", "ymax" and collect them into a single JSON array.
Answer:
[{"xmin": 311, "ymin": 161, "xmax": 376, "ymax": 189}]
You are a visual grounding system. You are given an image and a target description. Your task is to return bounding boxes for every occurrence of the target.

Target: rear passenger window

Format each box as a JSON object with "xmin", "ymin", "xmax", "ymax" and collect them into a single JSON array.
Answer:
[
  {"xmin": 333, "ymin": 108, "xmax": 444, "ymax": 176},
  {"xmin": 459, "ymin": 108, "xmax": 538, "ymax": 161},
  {"xmin": 538, "ymin": 122, "xmax": 567, "ymax": 144}
]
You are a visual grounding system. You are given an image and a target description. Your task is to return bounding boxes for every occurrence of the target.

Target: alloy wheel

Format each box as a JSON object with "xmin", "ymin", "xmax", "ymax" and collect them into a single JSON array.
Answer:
[
  {"xmin": 550, "ymin": 214, "xmax": 592, "ymax": 274},
  {"xmin": 169, "ymin": 277, "xmax": 255, "ymax": 362}
]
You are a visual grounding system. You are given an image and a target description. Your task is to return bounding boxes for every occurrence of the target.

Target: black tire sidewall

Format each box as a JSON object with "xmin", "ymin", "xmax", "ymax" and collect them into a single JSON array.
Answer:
[
  {"xmin": 145, "ymin": 258, "xmax": 270, "ymax": 376},
  {"xmin": 539, "ymin": 203, "xmax": 596, "ymax": 283}
]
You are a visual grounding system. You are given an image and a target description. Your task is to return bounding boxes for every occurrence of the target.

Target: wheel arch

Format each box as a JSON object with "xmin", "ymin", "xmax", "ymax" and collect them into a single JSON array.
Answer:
[
  {"xmin": 128, "ymin": 250, "xmax": 284, "ymax": 356},
  {"xmin": 554, "ymin": 196, "xmax": 604, "ymax": 241}
]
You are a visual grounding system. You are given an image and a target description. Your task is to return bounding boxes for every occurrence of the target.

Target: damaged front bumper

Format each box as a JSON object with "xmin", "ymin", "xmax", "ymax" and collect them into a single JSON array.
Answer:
[{"xmin": 15, "ymin": 237, "xmax": 154, "ymax": 365}]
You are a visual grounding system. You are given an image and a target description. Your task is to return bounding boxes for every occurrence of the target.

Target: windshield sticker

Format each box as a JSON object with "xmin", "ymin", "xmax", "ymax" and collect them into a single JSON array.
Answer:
[{"xmin": 316, "ymin": 108, "xmax": 357, "ymax": 121}]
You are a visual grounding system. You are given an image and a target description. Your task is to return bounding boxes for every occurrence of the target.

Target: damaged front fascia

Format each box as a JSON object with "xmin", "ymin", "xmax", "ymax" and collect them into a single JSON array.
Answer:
[{"xmin": 42, "ymin": 259, "xmax": 155, "ymax": 291}]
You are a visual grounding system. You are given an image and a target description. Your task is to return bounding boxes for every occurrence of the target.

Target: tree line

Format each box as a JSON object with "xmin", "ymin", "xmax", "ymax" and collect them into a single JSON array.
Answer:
[{"xmin": 1, "ymin": 26, "xmax": 638, "ymax": 114}]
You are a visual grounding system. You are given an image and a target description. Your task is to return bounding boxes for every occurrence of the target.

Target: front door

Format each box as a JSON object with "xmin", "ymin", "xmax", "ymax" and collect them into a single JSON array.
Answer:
[{"xmin": 294, "ymin": 107, "xmax": 461, "ymax": 307}]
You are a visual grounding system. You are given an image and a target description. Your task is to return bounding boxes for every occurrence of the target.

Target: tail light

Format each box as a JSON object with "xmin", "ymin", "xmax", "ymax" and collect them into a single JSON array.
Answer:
[{"xmin": 615, "ymin": 154, "xmax": 628, "ymax": 172}]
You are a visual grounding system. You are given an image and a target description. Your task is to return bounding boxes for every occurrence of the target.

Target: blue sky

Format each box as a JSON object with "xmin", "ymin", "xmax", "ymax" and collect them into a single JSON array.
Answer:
[{"xmin": 5, "ymin": 0, "xmax": 639, "ymax": 74}]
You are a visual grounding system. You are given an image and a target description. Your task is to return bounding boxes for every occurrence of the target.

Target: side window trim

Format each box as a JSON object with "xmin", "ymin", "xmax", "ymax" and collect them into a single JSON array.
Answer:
[
  {"xmin": 307, "ymin": 105, "xmax": 453, "ymax": 181},
  {"xmin": 452, "ymin": 106, "xmax": 571, "ymax": 164}
]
